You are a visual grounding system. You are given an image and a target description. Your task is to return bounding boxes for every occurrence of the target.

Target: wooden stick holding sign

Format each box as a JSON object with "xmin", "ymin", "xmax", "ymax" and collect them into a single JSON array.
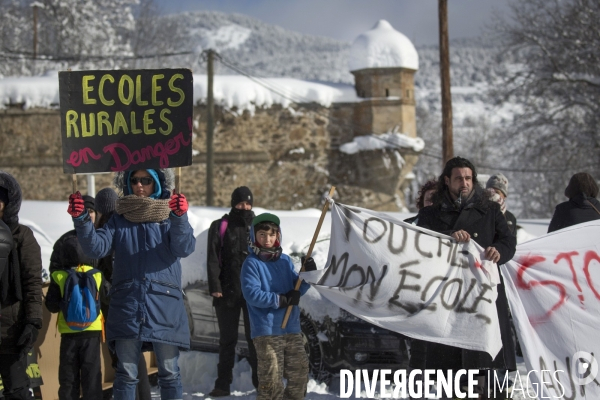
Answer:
[
  {"xmin": 174, "ymin": 167, "xmax": 181, "ymax": 194},
  {"xmin": 281, "ymin": 186, "xmax": 336, "ymax": 328}
]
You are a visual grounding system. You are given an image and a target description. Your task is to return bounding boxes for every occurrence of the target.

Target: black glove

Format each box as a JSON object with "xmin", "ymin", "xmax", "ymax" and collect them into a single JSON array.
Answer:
[
  {"xmin": 279, "ymin": 289, "xmax": 300, "ymax": 308},
  {"xmin": 17, "ymin": 323, "xmax": 39, "ymax": 357},
  {"xmin": 301, "ymin": 256, "xmax": 317, "ymax": 272}
]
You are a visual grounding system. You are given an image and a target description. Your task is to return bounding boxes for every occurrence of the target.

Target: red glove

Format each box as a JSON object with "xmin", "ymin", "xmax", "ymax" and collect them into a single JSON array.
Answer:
[
  {"xmin": 67, "ymin": 191, "xmax": 85, "ymax": 218},
  {"xmin": 169, "ymin": 193, "xmax": 188, "ymax": 217}
]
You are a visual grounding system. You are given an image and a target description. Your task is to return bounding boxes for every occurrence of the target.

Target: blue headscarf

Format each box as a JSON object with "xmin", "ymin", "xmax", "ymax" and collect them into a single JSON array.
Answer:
[{"xmin": 126, "ymin": 169, "xmax": 163, "ymax": 199}]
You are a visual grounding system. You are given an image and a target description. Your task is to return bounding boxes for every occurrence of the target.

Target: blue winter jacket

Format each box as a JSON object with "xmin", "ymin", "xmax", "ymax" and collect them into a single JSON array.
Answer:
[
  {"xmin": 241, "ymin": 253, "xmax": 310, "ymax": 339},
  {"xmin": 74, "ymin": 212, "xmax": 195, "ymax": 349}
]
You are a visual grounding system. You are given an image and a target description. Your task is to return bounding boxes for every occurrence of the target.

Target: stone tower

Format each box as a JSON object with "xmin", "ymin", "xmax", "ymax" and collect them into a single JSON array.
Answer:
[
  {"xmin": 349, "ymin": 19, "xmax": 418, "ymax": 139},
  {"xmin": 329, "ymin": 20, "xmax": 421, "ymax": 211}
]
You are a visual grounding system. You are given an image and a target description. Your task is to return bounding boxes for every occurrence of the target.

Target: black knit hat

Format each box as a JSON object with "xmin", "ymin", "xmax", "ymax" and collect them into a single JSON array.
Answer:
[
  {"xmin": 61, "ymin": 235, "xmax": 95, "ymax": 268},
  {"xmin": 82, "ymin": 195, "xmax": 95, "ymax": 211},
  {"xmin": 231, "ymin": 186, "xmax": 253, "ymax": 208},
  {"xmin": 95, "ymin": 188, "xmax": 118, "ymax": 216}
]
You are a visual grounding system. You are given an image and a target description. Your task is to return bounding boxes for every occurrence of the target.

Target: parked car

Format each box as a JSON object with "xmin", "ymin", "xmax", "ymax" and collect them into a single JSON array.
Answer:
[{"xmin": 183, "ymin": 279, "xmax": 409, "ymax": 380}]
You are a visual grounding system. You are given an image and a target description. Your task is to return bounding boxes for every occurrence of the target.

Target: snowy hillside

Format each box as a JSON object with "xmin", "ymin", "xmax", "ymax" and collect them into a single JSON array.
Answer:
[
  {"xmin": 136, "ymin": 11, "xmax": 504, "ymax": 98},
  {"xmin": 144, "ymin": 11, "xmax": 354, "ymax": 84}
]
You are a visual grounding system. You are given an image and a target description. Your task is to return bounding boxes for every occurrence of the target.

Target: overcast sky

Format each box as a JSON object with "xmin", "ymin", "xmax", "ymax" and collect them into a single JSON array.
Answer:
[{"xmin": 154, "ymin": 0, "xmax": 513, "ymax": 46}]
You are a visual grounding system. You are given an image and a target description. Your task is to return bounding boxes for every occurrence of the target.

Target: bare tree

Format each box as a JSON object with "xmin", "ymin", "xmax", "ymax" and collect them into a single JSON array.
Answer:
[
  {"xmin": 125, "ymin": 0, "xmax": 187, "ymax": 69},
  {"xmin": 492, "ymin": 0, "xmax": 600, "ymax": 217}
]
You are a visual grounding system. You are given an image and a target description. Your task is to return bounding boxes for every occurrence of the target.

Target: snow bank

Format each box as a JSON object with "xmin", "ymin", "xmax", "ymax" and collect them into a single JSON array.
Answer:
[{"xmin": 0, "ymin": 73, "xmax": 60, "ymax": 109}]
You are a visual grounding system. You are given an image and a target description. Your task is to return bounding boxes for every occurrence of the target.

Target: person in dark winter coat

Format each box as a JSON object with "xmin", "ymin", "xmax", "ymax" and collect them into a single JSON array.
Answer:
[
  {"xmin": 45, "ymin": 233, "xmax": 107, "ymax": 400},
  {"xmin": 412, "ymin": 157, "xmax": 517, "ymax": 396},
  {"xmin": 486, "ymin": 173, "xmax": 517, "ymax": 237},
  {"xmin": 68, "ymin": 169, "xmax": 195, "ymax": 400},
  {"xmin": 207, "ymin": 186, "xmax": 258, "ymax": 397},
  {"xmin": 548, "ymin": 172, "xmax": 600, "ymax": 233},
  {"xmin": 0, "ymin": 171, "xmax": 43, "ymax": 400}
]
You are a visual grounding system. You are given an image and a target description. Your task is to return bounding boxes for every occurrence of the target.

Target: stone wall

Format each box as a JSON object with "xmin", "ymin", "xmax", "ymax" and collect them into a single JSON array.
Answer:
[{"xmin": 0, "ymin": 103, "xmax": 416, "ymax": 211}]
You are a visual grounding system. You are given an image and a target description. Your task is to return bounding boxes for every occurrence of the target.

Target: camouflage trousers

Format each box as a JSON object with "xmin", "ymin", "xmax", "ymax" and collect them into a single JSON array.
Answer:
[{"xmin": 253, "ymin": 333, "xmax": 309, "ymax": 400}]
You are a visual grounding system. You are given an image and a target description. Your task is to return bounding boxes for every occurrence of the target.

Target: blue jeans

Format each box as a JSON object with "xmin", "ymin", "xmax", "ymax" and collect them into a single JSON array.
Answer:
[{"xmin": 113, "ymin": 339, "xmax": 182, "ymax": 400}]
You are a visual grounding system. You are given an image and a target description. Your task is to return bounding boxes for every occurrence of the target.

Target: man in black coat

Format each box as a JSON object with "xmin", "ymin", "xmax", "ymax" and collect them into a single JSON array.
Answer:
[
  {"xmin": 412, "ymin": 157, "xmax": 517, "ymax": 396},
  {"xmin": 548, "ymin": 172, "xmax": 600, "ymax": 233},
  {"xmin": 207, "ymin": 186, "xmax": 258, "ymax": 397}
]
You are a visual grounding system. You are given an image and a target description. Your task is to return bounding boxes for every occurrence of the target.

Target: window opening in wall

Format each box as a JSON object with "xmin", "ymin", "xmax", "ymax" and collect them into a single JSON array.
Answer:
[
  {"xmin": 385, "ymin": 88, "xmax": 389, "ymax": 97},
  {"xmin": 406, "ymin": 89, "xmax": 410, "ymax": 99}
]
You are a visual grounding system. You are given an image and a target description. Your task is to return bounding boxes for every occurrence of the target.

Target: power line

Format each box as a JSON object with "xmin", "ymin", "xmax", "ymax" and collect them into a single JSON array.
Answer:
[{"xmin": 0, "ymin": 48, "xmax": 194, "ymax": 62}]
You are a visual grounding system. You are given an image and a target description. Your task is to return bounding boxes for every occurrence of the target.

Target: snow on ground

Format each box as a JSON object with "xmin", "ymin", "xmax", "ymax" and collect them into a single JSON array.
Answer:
[{"xmin": 20, "ymin": 200, "xmax": 543, "ymax": 399}]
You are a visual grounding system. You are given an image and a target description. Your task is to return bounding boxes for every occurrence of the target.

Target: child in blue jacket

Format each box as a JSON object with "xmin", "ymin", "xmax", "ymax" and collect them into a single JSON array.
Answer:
[{"xmin": 241, "ymin": 213, "xmax": 317, "ymax": 400}]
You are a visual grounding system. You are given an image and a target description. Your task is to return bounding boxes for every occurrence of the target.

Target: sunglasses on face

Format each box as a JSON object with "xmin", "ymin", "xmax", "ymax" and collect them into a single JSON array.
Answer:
[{"xmin": 130, "ymin": 176, "xmax": 154, "ymax": 186}]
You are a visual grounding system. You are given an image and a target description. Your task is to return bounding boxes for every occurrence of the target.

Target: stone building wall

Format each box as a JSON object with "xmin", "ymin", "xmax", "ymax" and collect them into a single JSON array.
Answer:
[{"xmin": 0, "ymin": 104, "xmax": 414, "ymax": 211}]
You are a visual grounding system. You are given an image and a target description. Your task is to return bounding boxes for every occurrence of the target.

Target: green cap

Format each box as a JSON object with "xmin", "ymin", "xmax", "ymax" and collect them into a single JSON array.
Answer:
[{"xmin": 252, "ymin": 213, "xmax": 280, "ymax": 227}]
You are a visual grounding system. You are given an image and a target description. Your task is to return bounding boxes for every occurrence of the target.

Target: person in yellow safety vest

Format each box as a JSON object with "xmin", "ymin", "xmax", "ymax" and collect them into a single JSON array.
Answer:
[{"xmin": 45, "ymin": 233, "xmax": 107, "ymax": 400}]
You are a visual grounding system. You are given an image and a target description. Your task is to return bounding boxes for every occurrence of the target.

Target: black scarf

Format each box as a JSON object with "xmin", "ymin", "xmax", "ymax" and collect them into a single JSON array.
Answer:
[{"xmin": 229, "ymin": 207, "xmax": 254, "ymax": 226}]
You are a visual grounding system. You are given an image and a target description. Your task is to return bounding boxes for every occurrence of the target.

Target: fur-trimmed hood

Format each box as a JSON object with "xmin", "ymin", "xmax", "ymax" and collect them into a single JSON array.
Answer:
[
  {"xmin": 0, "ymin": 171, "xmax": 22, "ymax": 227},
  {"xmin": 113, "ymin": 169, "xmax": 175, "ymax": 200}
]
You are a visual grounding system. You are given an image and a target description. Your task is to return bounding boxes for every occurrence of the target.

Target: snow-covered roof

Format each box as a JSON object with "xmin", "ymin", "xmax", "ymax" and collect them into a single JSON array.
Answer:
[
  {"xmin": 0, "ymin": 72, "xmax": 360, "ymax": 113},
  {"xmin": 349, "ymin": 19, "xmax": 419, "ymax": 72}
]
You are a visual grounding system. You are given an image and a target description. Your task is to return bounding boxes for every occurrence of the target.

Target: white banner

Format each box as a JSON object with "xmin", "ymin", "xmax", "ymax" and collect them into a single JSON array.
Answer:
[
  {"xmin": 502, "ymin": 220, "xmax": 600, "ymax": 400},
  {"xmin": 301, "ymin": 202, "xmax": 503, "ymax": 357}
]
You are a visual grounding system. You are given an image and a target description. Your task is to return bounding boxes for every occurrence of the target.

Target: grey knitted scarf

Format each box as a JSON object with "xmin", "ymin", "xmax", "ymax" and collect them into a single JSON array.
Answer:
[{"xmin": 116, "ymin": 195, "xmax": 170, "ymax": 223}]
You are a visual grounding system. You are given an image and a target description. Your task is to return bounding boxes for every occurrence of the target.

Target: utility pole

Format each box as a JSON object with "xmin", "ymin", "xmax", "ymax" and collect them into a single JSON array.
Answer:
[
  {"xmin": 206, "ymin": 49, "xmax": 215, "ymax": 206},
  {"xmin": 438, "ymin": 0, "xmax": 453, "ymax": 163},
  {"xmin": 32, "ymin": 4, "xmax": 38, "ymax": 59}
]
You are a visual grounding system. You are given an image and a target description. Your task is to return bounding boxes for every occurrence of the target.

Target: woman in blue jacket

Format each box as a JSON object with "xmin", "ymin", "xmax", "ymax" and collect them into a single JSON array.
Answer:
[{"xmin": 67, "ymin": 168, "xmax": 195, "ymax": 400}]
